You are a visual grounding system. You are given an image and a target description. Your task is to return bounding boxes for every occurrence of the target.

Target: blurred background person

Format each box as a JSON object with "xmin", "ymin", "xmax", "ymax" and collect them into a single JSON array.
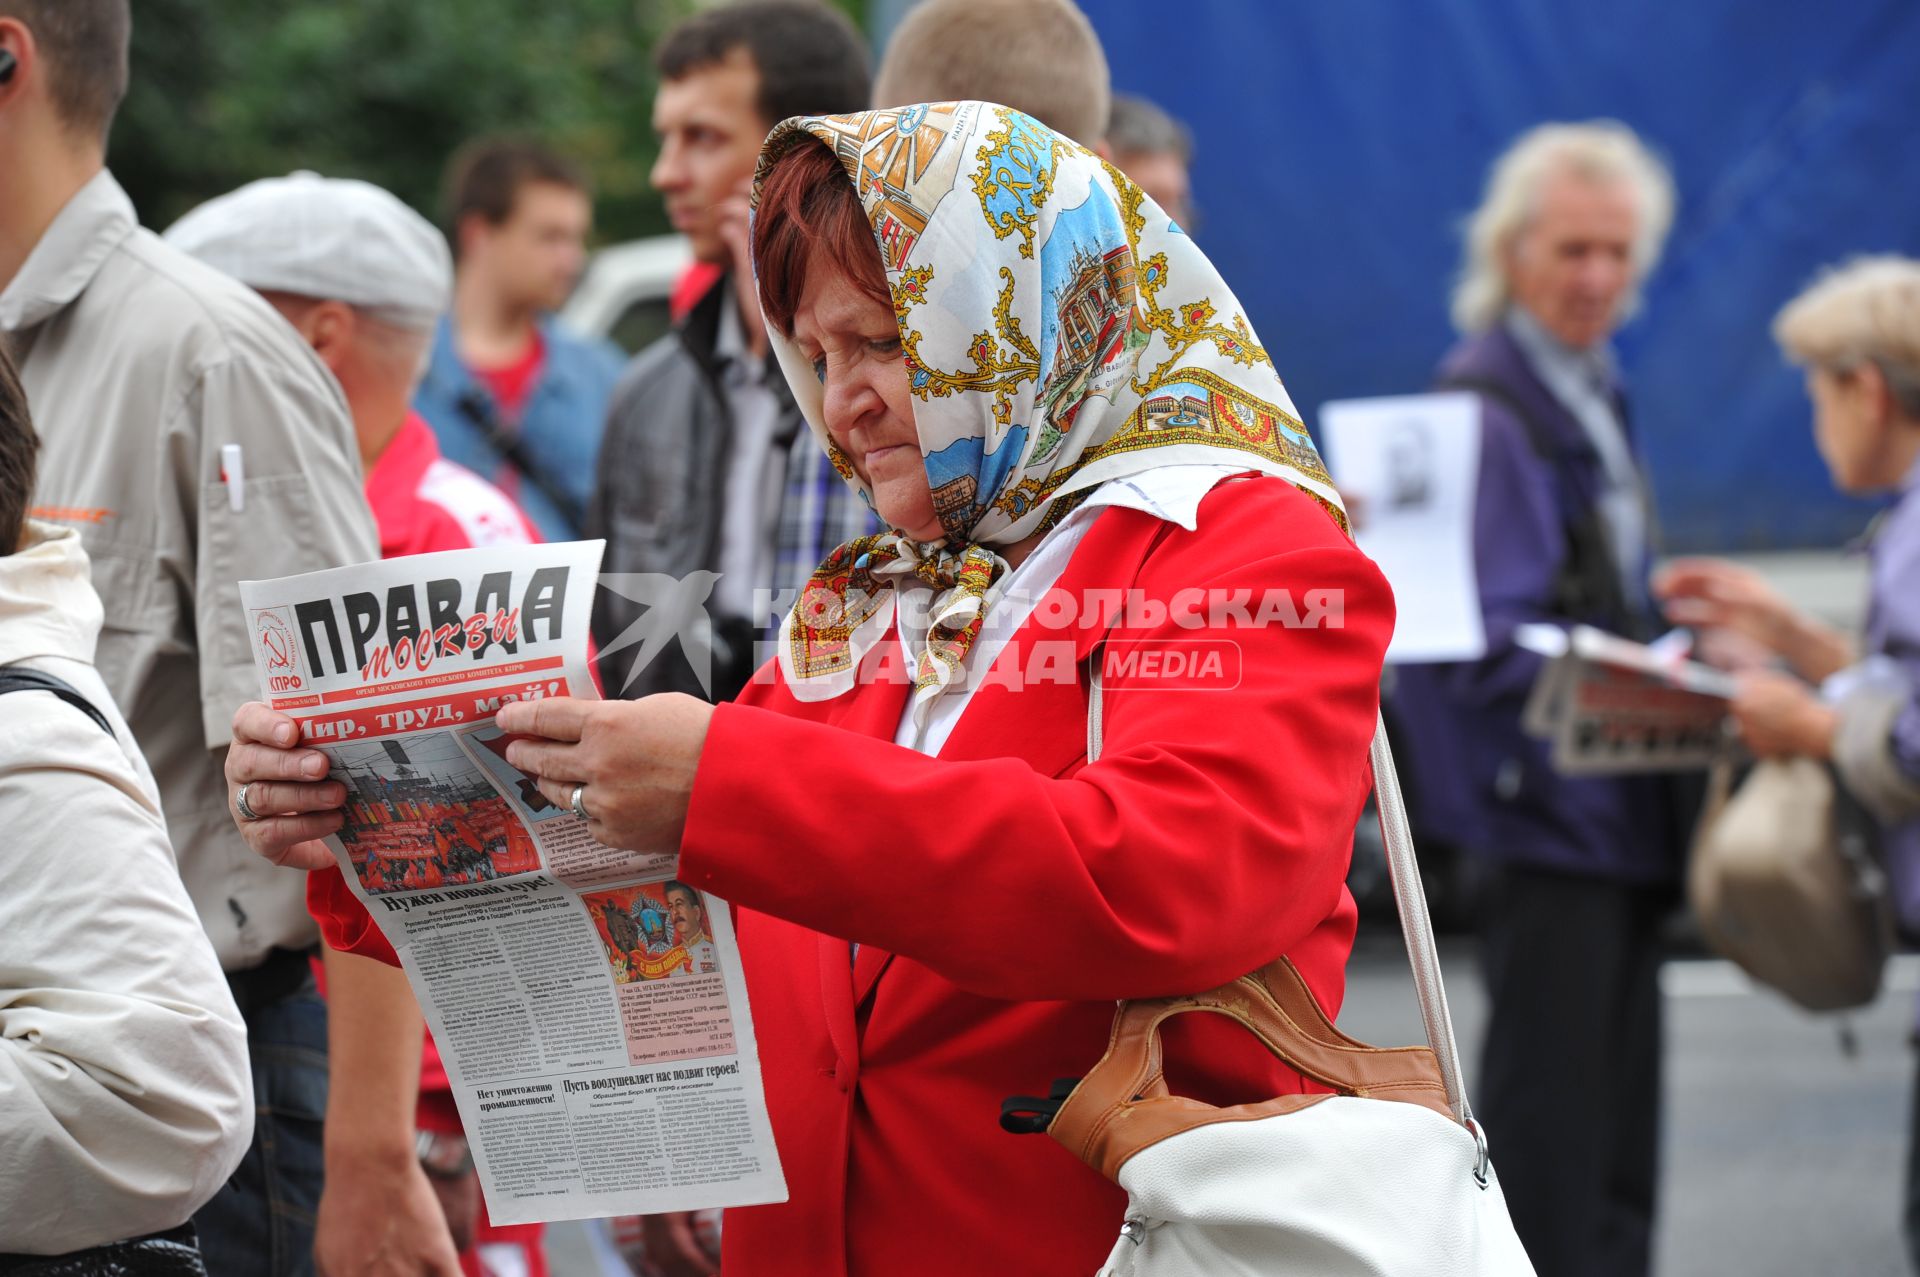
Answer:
[
  {"xmin": 0, "ymin": 344, "xmax": 252, "ymax": 1270},
  {"xmin": 1655, "ymin": 256, "xmax": 1920, "ymax": 1267},
  {"xmin": 166, "ymin": 172, "xmax": 547, "ymax": 1277},
  {"xmin": 871, "ymin": 0, "xmax": 1110, "ymax": 147},
  {"xmin": 1391, "ymin": 121, "xmax": 1682, "ymax": 1277},
  {"xmin": 591, "ymin": 5, "xmax": 870, "ymax": 1268},
  {"xmin": 0, "ymin": 3, "xmax": 380, "ymax": 1271},
  {"xmin": 415, "ymin": 136, "xmax": 623, "ymax": 541},
  {"xmin": 1105, "ymin": 91, "xmax": 1193, "ymax": 228},
  {"xmin": 589, "ymin": 0, "xmax": 872, "ymax": 704}
]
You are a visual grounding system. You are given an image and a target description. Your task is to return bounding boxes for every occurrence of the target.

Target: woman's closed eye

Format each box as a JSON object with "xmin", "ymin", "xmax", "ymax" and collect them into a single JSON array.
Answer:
[{"xmin": 810, "ymin": 337, "xmax": 900, "ymax": 384}]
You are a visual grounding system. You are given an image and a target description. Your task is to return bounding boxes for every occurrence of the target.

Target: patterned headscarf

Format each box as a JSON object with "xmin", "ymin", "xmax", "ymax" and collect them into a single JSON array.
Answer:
[{"xmin": 753, "ymin": 102, "xmax": 1345, "ymax": 712}]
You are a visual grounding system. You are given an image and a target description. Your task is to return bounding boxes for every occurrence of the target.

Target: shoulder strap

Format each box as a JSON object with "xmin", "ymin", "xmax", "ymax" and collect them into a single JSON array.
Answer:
[
  {"xmin": 0, "ymin": 668, "xmax": 115, "ymax": 737},
  {"xmin": 1080, "ymin": 655, "xmax": 1490, "ymax": 1180},
  {"xmin": 1439, "ymin": 372, "xmax": 1637, "ymax": 634},
  {"xmin": 1437, "ymin": 373, "xmax": 1565, "ymax": 463},
  {"xmin": 1088, "ymin": 655, "xmax": 1476, "ymax": 1129},
  {"xmin": 452, "ymin": 389, "xmax": 586, "ymax": 532}
]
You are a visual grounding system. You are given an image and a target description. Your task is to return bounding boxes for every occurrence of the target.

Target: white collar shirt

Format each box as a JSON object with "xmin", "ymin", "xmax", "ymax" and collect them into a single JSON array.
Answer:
[
  {"xmin": 1505, "ymin": 306, "xmax": 1650, "ymax": 607},
  {"xmin": 891, "ymin": 464, "xmax": 1246, "ymax": 756}
]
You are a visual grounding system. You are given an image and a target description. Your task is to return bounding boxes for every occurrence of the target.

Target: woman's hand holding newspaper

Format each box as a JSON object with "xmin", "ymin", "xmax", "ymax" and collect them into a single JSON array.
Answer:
[
  {"xmin": 495, "ymin": 693, "xmax": 713, "ymax": 855},
  {"xmin": 224, "ymin": 701, "xmax": 346, "ymax": 870}
]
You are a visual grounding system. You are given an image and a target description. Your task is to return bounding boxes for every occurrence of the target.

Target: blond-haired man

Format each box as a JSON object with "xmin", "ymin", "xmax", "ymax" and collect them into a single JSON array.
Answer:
[{"xmin": 1393, "ymin": 120, "xmax": 1681, "ymax": 1277}]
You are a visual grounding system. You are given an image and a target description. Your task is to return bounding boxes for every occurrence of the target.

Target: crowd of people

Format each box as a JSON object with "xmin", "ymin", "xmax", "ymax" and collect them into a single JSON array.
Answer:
[{"xmin": 0, "ymin": 0, "xmax": 1915, "ymax": 1275}]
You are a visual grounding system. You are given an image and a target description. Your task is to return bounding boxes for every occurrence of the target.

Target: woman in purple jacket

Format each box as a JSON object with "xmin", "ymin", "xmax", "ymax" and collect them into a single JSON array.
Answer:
[{"xmin": 1657, "ymin": 255, "xmax": 1920, "ymax": 1264}]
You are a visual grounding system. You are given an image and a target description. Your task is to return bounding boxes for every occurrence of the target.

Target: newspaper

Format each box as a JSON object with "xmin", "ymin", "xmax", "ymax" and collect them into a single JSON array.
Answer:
[
  {"xmin": 1519, "ymin": 625, "xmax": 1737, "ymax": 775},
  {"xmin": 239, "ymin": 542, "xmax": 786, "ymax": 1224}
]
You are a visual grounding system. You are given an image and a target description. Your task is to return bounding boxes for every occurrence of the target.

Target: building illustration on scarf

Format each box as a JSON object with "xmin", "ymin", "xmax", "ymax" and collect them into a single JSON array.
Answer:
[
  {"xmin": 926, "ymin": 423, "xmax": 1031, "ymax": 529},
  {"xmin": 1030, "ymin": 243, "xmax": 1145, "ymax": 464},
  {"xmin": 1056, "ymin": 245, "xmax": 1138, "ymax": 367},
  {"xmin": 804, "ymin": 103, "xmax": 974, "ymax": 270},
  {"xmin": 1133, "ymin": 379, "xmax": 1329, "ymax": 478}
]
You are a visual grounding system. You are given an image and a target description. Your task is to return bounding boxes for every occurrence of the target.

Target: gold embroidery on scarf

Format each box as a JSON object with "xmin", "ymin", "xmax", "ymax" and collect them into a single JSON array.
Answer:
[
  {"xmin": 1130, "ymin": 253, "xmax": 1274, "ymax": 395},
  {"xmin": 983, "ymin": 366, "xmax": 1343, "ymax": 532},
  {"xmin": 970, "ymin": 108, "xmax": 1063, "ymax": 259},
  {"xmin": 898, "ymin": 266, "xmax": 1039, "ymax": 430}
]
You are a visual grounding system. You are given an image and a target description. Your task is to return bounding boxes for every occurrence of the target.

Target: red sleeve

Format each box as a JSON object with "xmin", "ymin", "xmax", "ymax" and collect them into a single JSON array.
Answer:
[
  {"xmin": 316, "ymin": 485, "xmax": 560, "ymax": 962},
  {"xmin": 678, "ymin": 482, "xmax": 1393, "ymax": 1002},
  {"xmin": 307, "ymin": 865, "xmax": 399, "ymax": 966}
]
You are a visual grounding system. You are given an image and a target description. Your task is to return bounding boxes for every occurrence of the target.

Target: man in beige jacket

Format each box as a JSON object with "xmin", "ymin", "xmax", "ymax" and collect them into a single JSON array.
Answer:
[{"xmin": 0, "ymin": 3, "xmax": 379, "ymax": 1268}]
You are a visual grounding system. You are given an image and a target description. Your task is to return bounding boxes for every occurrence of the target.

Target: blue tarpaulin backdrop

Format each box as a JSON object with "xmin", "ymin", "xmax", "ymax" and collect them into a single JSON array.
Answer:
[{"xmin": 1074, "ymin": 0, "xmax": 1920, "ymax": 551}]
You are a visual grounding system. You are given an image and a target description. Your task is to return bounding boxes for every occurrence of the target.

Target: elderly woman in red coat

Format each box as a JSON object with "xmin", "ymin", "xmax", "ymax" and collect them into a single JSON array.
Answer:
[{"xmin": 225, "ymin": 103, "xmax": 1392, "ymax": 1276}]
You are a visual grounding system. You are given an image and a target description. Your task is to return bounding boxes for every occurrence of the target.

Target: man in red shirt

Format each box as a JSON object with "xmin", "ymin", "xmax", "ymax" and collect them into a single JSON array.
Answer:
[
  {"xmin": 413, "ymin": 138, "xmax": 625, "ymax": 541},
  {"xmin": 167, "ymin": 173, "xmax": 547, "ymax": 1277}
]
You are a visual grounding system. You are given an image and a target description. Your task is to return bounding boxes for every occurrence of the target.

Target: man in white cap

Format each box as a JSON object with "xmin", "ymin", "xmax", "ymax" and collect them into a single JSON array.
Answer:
[{"xmin": 167, "ymin": 172, "xmax": 545, "ymax": 1277}]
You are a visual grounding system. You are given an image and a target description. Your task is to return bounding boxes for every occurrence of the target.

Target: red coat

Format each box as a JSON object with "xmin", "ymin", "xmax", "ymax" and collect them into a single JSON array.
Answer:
[{"xmin": 677, "ymin": 477, "xmax": 1393, "ymax": 1276}]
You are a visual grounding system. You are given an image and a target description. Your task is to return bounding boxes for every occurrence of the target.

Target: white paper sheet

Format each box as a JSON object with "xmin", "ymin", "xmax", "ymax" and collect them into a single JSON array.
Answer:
[{"xmin": 1321, "ymin": 392, "xmax": 1486, "ymax": 663}]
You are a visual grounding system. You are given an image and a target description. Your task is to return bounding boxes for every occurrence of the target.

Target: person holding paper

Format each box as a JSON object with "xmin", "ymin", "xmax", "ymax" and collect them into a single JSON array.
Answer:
[
  {"xmin": 1658, "ymin": 256, "xmax": 1920, "ymax": 1265},
  {"xmin": 221, "ymin": 103, "xmax": 1394, "ymax": 1277},
  {"xmin": 1391, "ymin": 122, "xmax": 1687, "ymax": 1277}
]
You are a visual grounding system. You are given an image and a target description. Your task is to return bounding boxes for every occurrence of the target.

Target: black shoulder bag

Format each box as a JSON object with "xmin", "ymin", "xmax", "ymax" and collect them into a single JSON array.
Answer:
[
  {"xmin": 1437, "ymin": 374, "xmax": 1641, "ymax": 638},
  {"xmin": 454, "ymin": 388, "xmax": 586, "ymax": 533},
  {"xmin": 0, "ymin": 668, "xmax": 113, "ymax": 735}
]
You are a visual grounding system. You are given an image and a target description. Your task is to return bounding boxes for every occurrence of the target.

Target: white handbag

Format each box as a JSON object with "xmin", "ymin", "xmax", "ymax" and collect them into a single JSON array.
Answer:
[{"xmin": 1047, "ymin": 662, "xmax": 1536, "ymax": 1276}]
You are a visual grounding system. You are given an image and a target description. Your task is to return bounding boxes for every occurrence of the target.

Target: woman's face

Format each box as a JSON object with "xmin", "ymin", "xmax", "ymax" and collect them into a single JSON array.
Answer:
[
  {"xmin": 1807, "ymin": 364, "xmax": 1896, "ymax": 493},
  {"xmin": 787, "ymin": 255, "xmax": 943, "ymax": 541}
]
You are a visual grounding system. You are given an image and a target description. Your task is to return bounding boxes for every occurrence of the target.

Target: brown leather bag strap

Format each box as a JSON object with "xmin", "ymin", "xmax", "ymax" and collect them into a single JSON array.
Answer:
[
  {"xmin": 1063, "ymin": 641, "xmax": 1479, "ymax": 1185},
  {"xmin": 1049, "ymin": 956, "xmax": 1451, "ymax": 1180}
]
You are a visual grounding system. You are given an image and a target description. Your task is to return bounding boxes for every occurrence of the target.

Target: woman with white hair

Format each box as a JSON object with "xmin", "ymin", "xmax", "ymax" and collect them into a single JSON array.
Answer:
[{"xmin": 1657, "ymin": 255, "xmax": 1920, "ymax": 1263}]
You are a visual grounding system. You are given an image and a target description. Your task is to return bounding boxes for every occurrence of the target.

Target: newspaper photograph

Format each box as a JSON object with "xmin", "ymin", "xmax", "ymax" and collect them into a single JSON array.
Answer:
[
  {"xmin": 239, "ymin": 541, "xmax": 787, "ymax": 1224},
  {"xmin": 1520, "ymin": 625, "xmax": 1737, "ymax": 776}
]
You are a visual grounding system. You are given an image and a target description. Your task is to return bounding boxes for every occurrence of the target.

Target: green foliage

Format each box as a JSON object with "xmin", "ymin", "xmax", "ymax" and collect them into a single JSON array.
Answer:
[{"xmin": 112, "ymin": 0, "xmax": 712, "ymax": 243}]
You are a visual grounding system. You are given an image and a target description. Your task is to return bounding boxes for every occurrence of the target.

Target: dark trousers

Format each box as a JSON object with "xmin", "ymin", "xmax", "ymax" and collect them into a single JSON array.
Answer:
[
  {"xmin": 192, "ymin": 952, "xmax": 329, "ymax": 1277},
  {"xmin": 1904, "ymin": 1048, "xmax": 1920, "ymax": 1273},
  {"xmin": 1477, "ymin": 864, "xmax": 1668, "ymax": 1277}
]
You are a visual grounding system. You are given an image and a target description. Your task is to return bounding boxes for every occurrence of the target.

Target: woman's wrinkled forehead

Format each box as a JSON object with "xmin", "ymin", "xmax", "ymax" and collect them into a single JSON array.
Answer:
[{"xmin": 788, "ymin": 267, "xmax": 898, "ymax": 350}]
